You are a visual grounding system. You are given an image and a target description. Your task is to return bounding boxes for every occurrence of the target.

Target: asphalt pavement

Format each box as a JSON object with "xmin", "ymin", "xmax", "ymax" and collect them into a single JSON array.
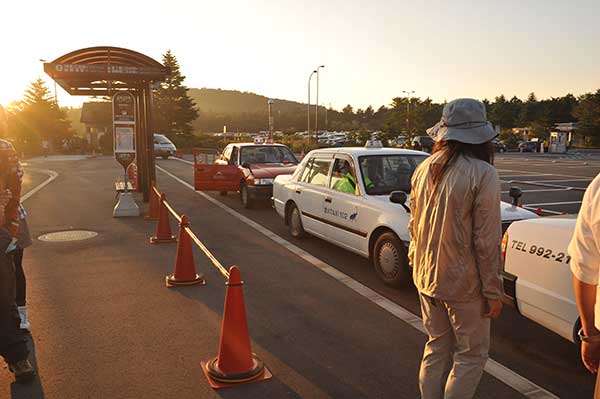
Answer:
[
  {"xmin": 1, "ymin": 153, "xmax": 598, "ymax": 398},
  {"xmin": 1, "ymin": 156, "xmax": 521, "ymax": 399},
  {"xmin": 157, "ymin": 152, "xmax": 600, "ymax": 399}
]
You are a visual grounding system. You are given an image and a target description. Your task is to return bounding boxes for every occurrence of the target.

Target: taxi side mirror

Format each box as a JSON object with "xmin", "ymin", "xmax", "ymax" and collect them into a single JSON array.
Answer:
[
  {"xmin": 509, "ymin": 186, "xmax": 522, "ymax": 206},
  {"xmin": 390, "ymin": 191, "xmax": 410, "ymax": 212},
  {"xmin": 389, "ymin": 191, "xmax": 407, "ymax": 204},
  {"xmin": 242, "ymin": 162, "xmax": 251, "ymax": 169}
]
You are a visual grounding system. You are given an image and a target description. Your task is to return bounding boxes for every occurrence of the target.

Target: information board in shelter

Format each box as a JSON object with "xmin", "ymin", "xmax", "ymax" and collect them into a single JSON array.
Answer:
[{"xmin": 112, "ymin": 92, "xmax": 136, "ymax": 123}]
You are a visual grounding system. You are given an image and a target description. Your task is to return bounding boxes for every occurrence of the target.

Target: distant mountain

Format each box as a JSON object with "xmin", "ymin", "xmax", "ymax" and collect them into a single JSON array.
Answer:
[
  {"xmin": 188, "ymin": 88, "xmax": 331, "ymax": 132},
  {"xmin": 188, "ymin": 88, "xmax": 308, "ymax": 115},
  {"xmin": 65, "ymin": 88, "xmax": 338, "ymax": 134}
]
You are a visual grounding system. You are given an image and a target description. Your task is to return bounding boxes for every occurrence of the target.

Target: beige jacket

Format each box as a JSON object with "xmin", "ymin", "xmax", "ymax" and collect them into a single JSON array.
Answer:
[{"xmin": 408, "ymin": 151, "xmax": 503, "ymax": 301}]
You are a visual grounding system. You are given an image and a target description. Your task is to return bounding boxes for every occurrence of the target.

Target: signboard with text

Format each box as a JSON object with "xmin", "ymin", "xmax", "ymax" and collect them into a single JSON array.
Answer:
[
  {"xmin": 113, "ymin": 91, "xmax": 136, "ymax": 123},
  {"xmin": 113, "ymin": 92, "xmax": 136, "ymax": 169}
]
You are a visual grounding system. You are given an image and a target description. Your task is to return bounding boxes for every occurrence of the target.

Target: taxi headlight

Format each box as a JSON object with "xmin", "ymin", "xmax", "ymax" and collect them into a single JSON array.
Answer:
[{"xmin": 256, "ymin": 178, "xmax": 274, "ymax": 185}]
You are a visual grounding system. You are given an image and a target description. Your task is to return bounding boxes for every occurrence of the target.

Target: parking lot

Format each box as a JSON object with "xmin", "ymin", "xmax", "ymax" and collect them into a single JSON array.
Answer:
[
  {"xmin": 497, "ymin": 152, "xmax": 600, "ymax": 215},
  {"xmin": 155, "ymin": 151, "xmax": 600, "ymax": 399}
]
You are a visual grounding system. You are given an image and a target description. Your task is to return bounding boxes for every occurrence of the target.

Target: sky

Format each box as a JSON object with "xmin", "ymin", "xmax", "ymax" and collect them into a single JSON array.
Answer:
[{"xmin": 1, "ymin": 0, "xmax": 599, "ymax": 111}]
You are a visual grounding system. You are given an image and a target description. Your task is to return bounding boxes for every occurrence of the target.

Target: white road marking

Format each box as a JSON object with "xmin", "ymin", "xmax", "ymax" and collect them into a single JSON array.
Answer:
[
  {"xmin": 159, "ymin": 159, "xmax": 559, "ymax": 399},
  {"xmin": 21, "ymin": 167, "xmax": 59, "ymax": 202},
  {"xmin": 497, "ymin": 169, "xmax": 595, "ymax": 179},
  {"xmin": 501, "ymin": 188, "xmax": 570, "ymax": 194},
  {"xmin": 528, "ymin": 178, "xmax": 592, "ymax": 183},
  {"xmin": 499, "ymin": 174, "xmax": 552, "ymax": 179}
]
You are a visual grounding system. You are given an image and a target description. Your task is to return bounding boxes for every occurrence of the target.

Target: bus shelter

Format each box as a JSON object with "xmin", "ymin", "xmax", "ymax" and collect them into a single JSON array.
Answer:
[{"xmin": 43, "ymin": 46, "xmax": 169, "ymax": 201}]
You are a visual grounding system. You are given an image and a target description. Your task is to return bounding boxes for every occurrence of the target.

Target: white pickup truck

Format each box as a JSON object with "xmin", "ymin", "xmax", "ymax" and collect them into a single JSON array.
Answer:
[{"xmin": 502, "ymin": 215, "xmax": 580, "ymax": 343}]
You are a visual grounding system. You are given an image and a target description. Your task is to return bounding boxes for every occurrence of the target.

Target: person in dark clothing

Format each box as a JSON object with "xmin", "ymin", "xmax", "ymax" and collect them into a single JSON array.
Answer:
[
  {"xmin": 0, "ymin": 139, "xmax": 35, "ymax": 383},
  {"xmin": 15, "ymin": 163, "xmax": 32, "ymax": 331}
]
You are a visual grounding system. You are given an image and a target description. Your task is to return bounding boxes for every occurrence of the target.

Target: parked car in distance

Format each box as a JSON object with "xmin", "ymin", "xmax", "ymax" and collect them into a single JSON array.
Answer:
[
  {"xmin": 502, "ymin": 215, "xmax": 579, "ymax": 343},
  {"xmin": 272, "ymin": 141, "xmax": 538, "ymax": 288},
  {"xmin": 194, "ymin": 141, "xmax": 298, "ymax": 208},
  {"xmin": 153, "ymin": 134, "xmax": 177, "ymax": 159},
  {"xmin": 518, "ymin": 141, "xmax": 540, "ymax": 153},
  {"xmin": 493, "ymin": 139, "xmax": 507, "ymax": 153},
  {"xmin": 411, "ymin": 136, "xmax": 434, "ymax": 153}
]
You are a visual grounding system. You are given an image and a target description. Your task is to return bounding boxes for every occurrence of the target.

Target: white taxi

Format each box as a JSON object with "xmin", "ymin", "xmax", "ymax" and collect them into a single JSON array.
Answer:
[
  {"xmin": 502, "ymin": 215, "xmax": 580, "ymax": 343},
  {"xmin": 272, "ymin": 141, "xmax": 538, "ymax": 287}
]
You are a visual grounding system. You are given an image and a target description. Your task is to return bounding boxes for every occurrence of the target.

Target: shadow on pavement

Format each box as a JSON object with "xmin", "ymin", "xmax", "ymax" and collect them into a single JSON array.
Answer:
[
  {"xmin": 168, "ymin": 282, "xmax": 409, "ymax": 399},
  {"xmin": 212, "ymin": 376, "xmax": 304, "ymax": 399},
  {"xmin": 10, "ymin": 334, "xmax": 45, "ymax": 399}
]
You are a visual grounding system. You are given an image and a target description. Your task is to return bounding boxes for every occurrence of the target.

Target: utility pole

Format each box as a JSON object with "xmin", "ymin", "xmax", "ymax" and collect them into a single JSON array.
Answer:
[
  {"xmin": 315, "ymin": 65, "xmax": 325, "ymax": 137},
  {"xmin": 307, "ymin": 70, "xmax": 317, "ymax": 143},
  {"xmin": 402, "ymin": 90, "xmax": 415, "ymax": 137},
  {"xmin": 267, "ymin": 99, "xmax": 274, "ymax": 143}
]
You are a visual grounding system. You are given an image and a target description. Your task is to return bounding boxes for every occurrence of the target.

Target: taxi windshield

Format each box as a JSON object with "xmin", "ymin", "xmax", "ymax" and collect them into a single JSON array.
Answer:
[
  {"xmin": 358, "ymin": 154, "xmax": 427, "ymax": 195},
  {"xmin": 240, "ymin": 145, "xmax": 298, "ymax": 165}
]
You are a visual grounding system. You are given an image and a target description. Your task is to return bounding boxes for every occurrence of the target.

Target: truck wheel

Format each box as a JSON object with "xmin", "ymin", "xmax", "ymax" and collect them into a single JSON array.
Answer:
[
  {"xmin": 373, "ymin": 232, "xmax": 410, "ymax": 288},
  {"xmin": 240, "ymin": 184, "xmax": 253, "ymax": 209},
  {"xmin": 289, "ymin": 204, "xmax": 305, "ymax": 238}
]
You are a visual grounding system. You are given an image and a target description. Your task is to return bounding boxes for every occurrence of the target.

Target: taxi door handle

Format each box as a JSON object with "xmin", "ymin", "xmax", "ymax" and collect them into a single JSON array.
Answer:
[
  {"xmin": 325, "ymin": 197, "xmax": 332, "ymax": 203},
  {"xmin": 295, "ymin": 189, "xmax": 302, "ymax": 194}
]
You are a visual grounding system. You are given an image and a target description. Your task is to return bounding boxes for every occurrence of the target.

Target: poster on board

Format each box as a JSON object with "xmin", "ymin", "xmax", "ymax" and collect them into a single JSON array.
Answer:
[{"xmin": 115, "ymin": 125, "xmax": 135, "ymax": 153}]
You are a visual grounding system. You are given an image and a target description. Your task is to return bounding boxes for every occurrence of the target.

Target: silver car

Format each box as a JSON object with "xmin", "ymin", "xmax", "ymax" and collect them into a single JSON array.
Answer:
[{"xmin": 153, "ymin": 133, "xmax": 177, "ymax": 159}]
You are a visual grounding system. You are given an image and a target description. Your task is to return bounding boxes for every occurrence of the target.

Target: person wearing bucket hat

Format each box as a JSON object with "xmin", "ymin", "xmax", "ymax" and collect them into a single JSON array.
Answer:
[{"xmin": 408, "ymin": 98, "xmax": 502, "ymax": 399}]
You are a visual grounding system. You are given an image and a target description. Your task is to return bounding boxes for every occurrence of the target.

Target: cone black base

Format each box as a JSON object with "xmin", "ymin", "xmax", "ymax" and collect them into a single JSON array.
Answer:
[
  {"xmin": 205, "ymin": 355, "xmax": 265, "ymax": 384},
  {"xmin": 149, "ymin": 236, "xmax": 176, "ymax": 244},
  {"xmin": 165, "ymin": 273, "xmax": 205, "ymax": 287}
]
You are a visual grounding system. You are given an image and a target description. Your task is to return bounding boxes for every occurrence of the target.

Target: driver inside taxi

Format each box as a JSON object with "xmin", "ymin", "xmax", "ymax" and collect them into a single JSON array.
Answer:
[{"xmin": 333, "ymin": 161, "xmax": 358, "ymax": 194}]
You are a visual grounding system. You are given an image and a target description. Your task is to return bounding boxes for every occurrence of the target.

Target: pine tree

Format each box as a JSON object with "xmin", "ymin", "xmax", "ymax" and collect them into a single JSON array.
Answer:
[
  {"xmin": 154, "ymin": 50, "xmax": 199, "ymax": 137},
  {"xmin": 6, "ymin": 78, "xmax": 71, "ymax": 153}
]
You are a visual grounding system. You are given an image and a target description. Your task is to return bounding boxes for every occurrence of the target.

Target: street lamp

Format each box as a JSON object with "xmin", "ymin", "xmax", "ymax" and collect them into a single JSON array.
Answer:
[
  {"xmin": 402, "ymin": 90, "xmax": 415, "ymax": 136},
  {"xmin": 267, "ymin": 98, "xmax": 274, "ymax": 143},
  {"xmin": 39, "ymin": 59, "xmax": 58, "ymax": 104},
  {"xmin": 315, "ymin": 65, "xmax": 325, "ymax": 138},
  {"xmin": 307, "ymin": 70, "xmax": 317, "ymax": 143}
]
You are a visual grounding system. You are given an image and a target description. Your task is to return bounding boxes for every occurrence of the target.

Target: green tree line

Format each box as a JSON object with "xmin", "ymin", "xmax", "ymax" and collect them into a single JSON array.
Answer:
[{"xmin": 3, "ymin": 48, "xmax": 600, "ymax": 154}]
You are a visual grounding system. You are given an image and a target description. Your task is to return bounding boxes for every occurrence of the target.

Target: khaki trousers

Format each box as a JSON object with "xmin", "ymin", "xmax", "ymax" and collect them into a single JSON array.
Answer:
[{"xmin": 418, "ymin": 294, "xmax": 490, "ymax": 399}]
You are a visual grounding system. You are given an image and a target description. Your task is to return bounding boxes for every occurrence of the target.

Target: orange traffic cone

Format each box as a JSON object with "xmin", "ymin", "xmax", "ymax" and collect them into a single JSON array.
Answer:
[
  {"xmin": 149, "ymin": 193, "xmax": 176, "ymax": 244},
  {"xmin": 166, "ymin": 215, "xmax": 205, "ymax": 287},
  {"xmin": 145, "ymin": 182, "xmax": 159, "ymax": 221},
  {"xmin": 201, "ymin": 266, "xmax": 271, "ymax": 388}
]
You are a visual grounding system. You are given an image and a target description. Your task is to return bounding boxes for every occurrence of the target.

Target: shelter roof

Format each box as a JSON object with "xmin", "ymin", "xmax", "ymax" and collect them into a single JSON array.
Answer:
[{"xmin": 44, "ymin": 46, "xmax": 168, "ymax": 96}]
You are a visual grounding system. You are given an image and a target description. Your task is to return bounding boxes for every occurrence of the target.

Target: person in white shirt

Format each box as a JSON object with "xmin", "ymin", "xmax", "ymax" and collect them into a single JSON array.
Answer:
[{"xmin": 569, "ymin": 173, "xmax": 600, "ymax": 398}]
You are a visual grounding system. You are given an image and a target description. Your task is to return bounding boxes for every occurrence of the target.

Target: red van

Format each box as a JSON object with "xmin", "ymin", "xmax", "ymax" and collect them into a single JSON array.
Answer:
[{"xmin": 194, "ymin": 142, "xmax": 298, "ymax": 208}]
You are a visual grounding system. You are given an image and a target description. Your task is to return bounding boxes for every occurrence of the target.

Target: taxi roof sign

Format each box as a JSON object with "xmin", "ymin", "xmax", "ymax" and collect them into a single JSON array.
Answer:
[{"xmin": 365, "ymin": 139, "xmax": 383, "ymax": 148}]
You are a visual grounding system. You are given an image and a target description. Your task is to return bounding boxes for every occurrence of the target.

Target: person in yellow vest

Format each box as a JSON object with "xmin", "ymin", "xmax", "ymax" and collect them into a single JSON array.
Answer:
[{"xmin": 334, "ymin": 161, "xmax": 358, "ymax": 194}]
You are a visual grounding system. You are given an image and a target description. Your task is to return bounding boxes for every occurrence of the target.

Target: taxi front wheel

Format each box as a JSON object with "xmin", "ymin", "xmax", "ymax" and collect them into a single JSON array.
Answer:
[
  {"xmin": 373, "ymin": 232, "xmax": 410, "ymax": 288},
  {"xmin": 240, "ymin": 184, "xmax": 253, "ymax": 209},
  {"xmin": 289, "ymin": 204, "xmax": 305, "ymax": 238}
]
